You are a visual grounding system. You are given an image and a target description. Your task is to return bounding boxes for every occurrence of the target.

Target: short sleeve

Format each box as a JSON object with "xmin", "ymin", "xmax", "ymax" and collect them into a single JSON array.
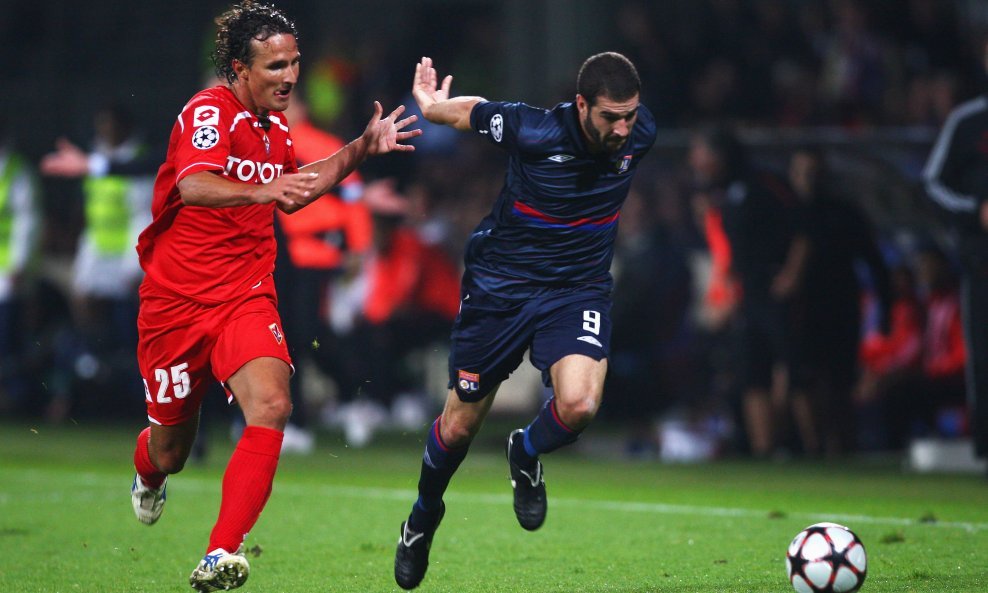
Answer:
[
  {"xmin": 172, "ymin": 98, "xmax": 233, "ymax": 182},
  {"xmin": 469, "ymin": 101, "xmax": 527, "ymax": 152}
]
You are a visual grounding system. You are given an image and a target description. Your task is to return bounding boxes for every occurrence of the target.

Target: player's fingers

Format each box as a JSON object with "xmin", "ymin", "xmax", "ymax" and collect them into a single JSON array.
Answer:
[
  {"xmin": 441, "ymin": 75, "xmax": 453, "ymax": 95},
  {"xmin": 413, "ymin": 61, "xmax": 425, "ymax": 86},
  {"xmin": 371, "ymin": 100, "xmax": 384, "ymax": 121},
  {"xmin": 386, "ymin": 104, "xmax": 406, "ymax": 122},
  {"xmin": 396, "ymin": 129, "xmax": 422, "ymax": 141},
  {"xmin": 272, "ymin": 188, "xmax": 298, "ymax": 206},
  {"xmin": 395, "ymin": 115, "xmax": 418, "ymax": 130}
]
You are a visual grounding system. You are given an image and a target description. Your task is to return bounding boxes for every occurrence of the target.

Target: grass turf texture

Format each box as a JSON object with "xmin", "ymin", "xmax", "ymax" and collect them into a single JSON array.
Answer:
[{"xmin": 1, "ymin": 420, "xmax": 986, "ymax": 593}]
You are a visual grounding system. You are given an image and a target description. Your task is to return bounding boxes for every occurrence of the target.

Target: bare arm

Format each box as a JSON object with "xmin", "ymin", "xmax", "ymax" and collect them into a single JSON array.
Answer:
[
  {"xmin": 413, "ymin": 56, "xmax": 483, "ymax": 131},
  {"xmin": 177, "ymin": 169, "xmax": 318, "ymax": 210},
  {"xmin": 291, "ymin": 101, "xmax": 419, "ymax": 214},
  {"xmin": 178, "ymin": 101, "xmax": 420, "ymax": 214}
]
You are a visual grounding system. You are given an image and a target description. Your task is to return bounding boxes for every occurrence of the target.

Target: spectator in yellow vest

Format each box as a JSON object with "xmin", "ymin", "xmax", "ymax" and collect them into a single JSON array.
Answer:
[
  {"xmin": 0, "ymin": 120, "xmax": 40, "ymax": 412},
  {"xmin": 40, "ymin": 104, "xmax": 156, "ymax": 421}
]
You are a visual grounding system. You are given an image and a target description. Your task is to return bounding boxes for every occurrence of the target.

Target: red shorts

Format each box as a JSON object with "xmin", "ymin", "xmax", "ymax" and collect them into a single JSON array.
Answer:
[{"xmin": 136, "ymin": 274, "xmax": 293, "ymax": 426}]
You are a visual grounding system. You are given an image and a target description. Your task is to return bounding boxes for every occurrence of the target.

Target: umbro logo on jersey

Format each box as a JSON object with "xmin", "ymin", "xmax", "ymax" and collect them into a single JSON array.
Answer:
[
  {"xmin": 193, "ymin": 105, "xmax": 220, "ymax": 127},
  {"xmin": 547, "ymin": 154, "xmax": 575, "ymax": 163},
  {"xmin": 577, "ymin": 335, "xmax": 603, "ymax": 348}
]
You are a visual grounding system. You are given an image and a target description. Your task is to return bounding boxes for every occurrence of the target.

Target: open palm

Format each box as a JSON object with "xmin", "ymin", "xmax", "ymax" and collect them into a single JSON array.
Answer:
[
  {"xmin": 412, "ymin": 56, "xmax": 453, "ymax": 113},
  {"xmin": 363, "ymin": 101, "xmax": 420, "ymax": 155}
]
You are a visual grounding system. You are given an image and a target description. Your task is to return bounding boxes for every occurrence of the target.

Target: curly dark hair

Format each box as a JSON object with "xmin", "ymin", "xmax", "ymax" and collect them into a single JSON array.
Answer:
[{"xmin": 212, "ymin": 1, "xmax": 298, "ymax": 84}]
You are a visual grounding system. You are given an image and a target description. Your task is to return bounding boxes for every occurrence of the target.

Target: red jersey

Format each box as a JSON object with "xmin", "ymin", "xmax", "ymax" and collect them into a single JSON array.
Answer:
[{"xmin": 137, "ymin": 86, "xmax": 298, "ymax": 304}]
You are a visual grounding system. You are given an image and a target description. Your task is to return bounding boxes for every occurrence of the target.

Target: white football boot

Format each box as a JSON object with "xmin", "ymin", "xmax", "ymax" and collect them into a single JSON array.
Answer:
[
  {"xmin": 189, "ymin": 546, "xmax": 250, "ymax": 592},
  {"xmin": 131, "ymin": 474, "xmax": 167, "ymax": 525}
]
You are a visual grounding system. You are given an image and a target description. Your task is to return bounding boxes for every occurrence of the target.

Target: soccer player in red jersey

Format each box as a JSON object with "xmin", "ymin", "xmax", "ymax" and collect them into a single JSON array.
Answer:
[{"xmin": 128, "ymin": 3, "xmax": 419, "ymax": 591}]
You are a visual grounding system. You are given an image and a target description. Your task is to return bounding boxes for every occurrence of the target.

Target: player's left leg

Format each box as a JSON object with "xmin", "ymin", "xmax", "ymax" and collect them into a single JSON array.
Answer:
[
  {"xmin": 507, "ymin": 354, "xmax": 607, "ymax": 530},
  {"xmin": 209, "ymin": 356, "xmax": 291, "ymax": 549},
  {"xmin": 190, "ymin": 356, "xmax": 291, "ymax": 592},
  {"xmin": 396, "ymin": 387, "xmax": 497, "ymax": 590}
]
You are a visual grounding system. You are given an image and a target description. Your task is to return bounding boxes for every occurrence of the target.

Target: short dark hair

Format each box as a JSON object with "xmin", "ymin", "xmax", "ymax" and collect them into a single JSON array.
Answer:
[
  {"xmin": 212, "ymin": 1, "xmax": 298, "ymax": 84},
  {"xmin": 576, "ymin": 52, "xmax": 640, "ymax": 106}
]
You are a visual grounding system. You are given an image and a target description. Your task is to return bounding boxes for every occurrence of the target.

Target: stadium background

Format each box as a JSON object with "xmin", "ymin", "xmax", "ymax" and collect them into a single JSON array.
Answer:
[{"xmin": 1, "ymin": 0, "xmax": 987, "ymax": 462}]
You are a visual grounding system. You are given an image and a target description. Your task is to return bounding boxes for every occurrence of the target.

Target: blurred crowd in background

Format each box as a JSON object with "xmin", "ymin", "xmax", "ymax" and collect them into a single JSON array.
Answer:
[{"xmin": 1, "ymin": 0, "xmax": 986, "ymax": 460}]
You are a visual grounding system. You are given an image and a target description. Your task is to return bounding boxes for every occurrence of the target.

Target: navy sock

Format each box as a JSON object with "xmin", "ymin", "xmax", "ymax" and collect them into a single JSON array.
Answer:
[
  {"xmin": 515, "ymin": 397, "xmax": 581, "ymax": 466},
  {"xmin": 409, "ymin": 417, "xmax": 467, "ymax": 532}
]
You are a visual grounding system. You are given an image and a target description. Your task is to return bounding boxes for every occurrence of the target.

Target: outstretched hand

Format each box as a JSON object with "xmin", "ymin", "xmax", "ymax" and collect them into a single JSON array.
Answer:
[
  {"xmin": 412, "ymin": 56, "xmax": 453, "ymax": 118},
  {"xmin": 361, "ymin": 102, "xmax": 421, "ymax": 155}
]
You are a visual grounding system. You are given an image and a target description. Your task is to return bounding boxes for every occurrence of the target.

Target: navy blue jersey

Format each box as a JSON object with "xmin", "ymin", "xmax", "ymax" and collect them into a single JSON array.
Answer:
[{"xmin": 465, "ymin": 100, "xmax": 656, "ymax": 298}]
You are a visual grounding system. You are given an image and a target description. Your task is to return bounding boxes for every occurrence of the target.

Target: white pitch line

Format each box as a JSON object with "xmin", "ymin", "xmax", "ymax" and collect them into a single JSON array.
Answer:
[{"xmin": 8, "ymin": 468, "xmax": 988, "ymax": 533}]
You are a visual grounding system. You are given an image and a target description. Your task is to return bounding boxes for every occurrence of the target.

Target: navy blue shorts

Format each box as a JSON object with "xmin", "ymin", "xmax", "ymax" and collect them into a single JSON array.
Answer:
[{"xmin": 448, "ymin": 285, "xmax": 612, "ymax": 402}]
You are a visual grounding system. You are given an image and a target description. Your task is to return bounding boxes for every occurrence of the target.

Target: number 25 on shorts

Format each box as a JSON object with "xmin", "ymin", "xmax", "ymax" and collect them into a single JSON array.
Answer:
[{"xmin": 143, "ymin": 362, "xmax": 191, "ymax": 404}]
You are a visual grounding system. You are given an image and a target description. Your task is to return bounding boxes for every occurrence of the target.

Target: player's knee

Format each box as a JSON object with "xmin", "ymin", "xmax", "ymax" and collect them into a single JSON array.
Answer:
[
  {"xmin": 440, "ymin": 416, "xmax": 478, "ymax": 448},
  {"xmin": 254, "ymin": 392, "xmax": 293, "ymax": 427},
  {"xmin": 554, "ymin": 393, "xmax": 600, "ymax": 430},
  {"xmin": 152, "ymin": 448, "xmax": 189, "ymax": 475}
]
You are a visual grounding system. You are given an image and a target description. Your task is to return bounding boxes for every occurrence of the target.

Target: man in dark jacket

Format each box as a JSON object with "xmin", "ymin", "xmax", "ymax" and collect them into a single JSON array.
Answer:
[{"xmin": 922, "ymin": 37, "xmax": 988, "ymax": 468}]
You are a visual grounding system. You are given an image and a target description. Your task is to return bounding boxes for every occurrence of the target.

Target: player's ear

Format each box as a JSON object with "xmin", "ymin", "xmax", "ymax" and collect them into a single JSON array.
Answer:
[
  {"xmin": 233, "ymin": 59, "xmax": 248, "ymax": 82},
  {"xmin": 575, "ymin": 94, "xmax": 588, "ymax": 115}
]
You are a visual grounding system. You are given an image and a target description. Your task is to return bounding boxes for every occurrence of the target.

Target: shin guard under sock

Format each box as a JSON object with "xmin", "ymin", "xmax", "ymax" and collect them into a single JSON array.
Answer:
[
  {"xmin": 409, "ymin": 417, "xmax": 467, "ymax": 531},
  {"xmin": 518, "ymin": 397, "xmax": 580, "ymax": 465},
  {"xmin": 207, "ymin": 425, "xmax": 283, "ymax": 553},
  {"xmin": 133, "ymin": 427, "xmax": 167, "ymax": 489}
]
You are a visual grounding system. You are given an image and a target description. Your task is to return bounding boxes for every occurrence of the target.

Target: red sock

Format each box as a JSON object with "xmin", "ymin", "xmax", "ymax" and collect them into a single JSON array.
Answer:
[
  {"xmin": 207, "ymin": 426, "xmax": 284, "ymax": 553},
  {"xmin": 134, "ymin": 427, "xmax": 167, "ymax": 489}
]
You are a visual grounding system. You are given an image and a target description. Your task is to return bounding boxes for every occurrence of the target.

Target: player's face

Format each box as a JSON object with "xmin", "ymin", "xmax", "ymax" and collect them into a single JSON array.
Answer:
[
  {"xmin": 233, "ymin": 33, "xmax": 300, "ymax": 115},
  {"xmin": 578, "ymin": 93, "xmax": 639, "ymax": 154}
]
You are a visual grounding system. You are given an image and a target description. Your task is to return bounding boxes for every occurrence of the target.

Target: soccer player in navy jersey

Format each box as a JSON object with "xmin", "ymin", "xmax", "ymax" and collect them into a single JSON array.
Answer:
[{"xmin": 394, "ymin": 53, "xmax": 656, "ymax": 589}]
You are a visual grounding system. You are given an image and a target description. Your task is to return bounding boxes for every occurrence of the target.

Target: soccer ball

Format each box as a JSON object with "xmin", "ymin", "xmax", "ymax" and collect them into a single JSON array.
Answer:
[{"xmin": 786, "ymin": 522, "xmax": 867, "ymax": 593}]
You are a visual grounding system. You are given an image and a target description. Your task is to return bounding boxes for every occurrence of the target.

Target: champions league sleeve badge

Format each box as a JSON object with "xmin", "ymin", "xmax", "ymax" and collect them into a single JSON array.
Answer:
[
  {"xmin": 616, "ymin": 154, "xmax": 632, "ymax": 173},
  {"xmin": 192, "ymin": 126, "xmax": 220, "ymax": 150}
]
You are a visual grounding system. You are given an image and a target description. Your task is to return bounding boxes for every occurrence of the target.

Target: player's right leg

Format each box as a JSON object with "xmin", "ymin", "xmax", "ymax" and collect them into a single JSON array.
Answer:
[
  {"xmin": 134, "ymin": 277, "xmax": 212, "ymax": 526},
  {"xmin": 132, "ymin": 418, "xmax": 199, "ymax": 525},
  {"xmin": 395, "ymin": 388, "xmax": 495, "ymax": 590}
]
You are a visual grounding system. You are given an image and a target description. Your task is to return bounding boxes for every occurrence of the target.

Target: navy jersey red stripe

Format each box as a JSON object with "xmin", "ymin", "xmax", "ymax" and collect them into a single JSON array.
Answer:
[
  {"xmin": 466, "ymin": 100, "xmax": 656, "ymax": 298},
  {"xmin": 512, "ymin": 200, "xmax": 621, "ymax": 230}
]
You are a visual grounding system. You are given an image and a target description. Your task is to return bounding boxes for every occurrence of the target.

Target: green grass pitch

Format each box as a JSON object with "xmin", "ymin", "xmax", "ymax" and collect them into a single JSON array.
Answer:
[{"xmin": 1, "ymin": 420, "xmax": 986, "ymax": 592}]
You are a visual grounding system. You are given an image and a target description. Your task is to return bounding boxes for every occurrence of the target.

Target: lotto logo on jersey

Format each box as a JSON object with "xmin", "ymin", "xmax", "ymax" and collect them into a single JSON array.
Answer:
[
  {"xmin": 193, "ymin": 105, "xmax": 220, "ymax": 127},
  {"xmin": 225, "ymin": 155, "xmax": 285, "ymax": 183},
  {"xmin": 457, "ymin": 369, "xmax": 480, "ymax": 393}
]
